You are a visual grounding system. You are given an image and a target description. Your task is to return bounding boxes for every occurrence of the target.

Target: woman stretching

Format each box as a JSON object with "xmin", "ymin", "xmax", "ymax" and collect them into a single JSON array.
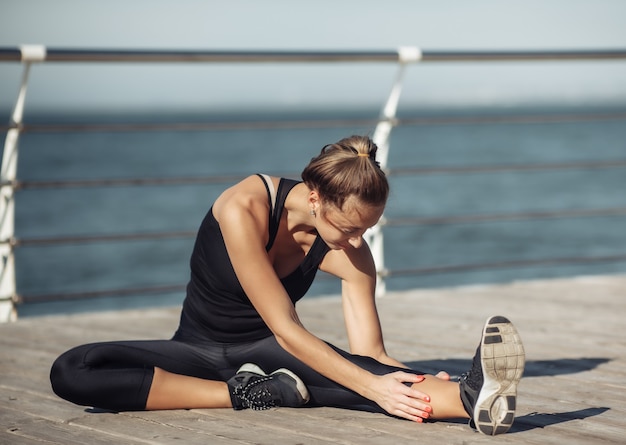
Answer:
[{"xmin": 51, "ymin": 135, "xmax": 525, "ymax": 436}]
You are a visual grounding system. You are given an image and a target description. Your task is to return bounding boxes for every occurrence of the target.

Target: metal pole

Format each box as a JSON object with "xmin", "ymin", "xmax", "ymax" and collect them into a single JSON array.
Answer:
[
  {"xmin": 0, "ymin": 45, "xmax": 45, "ymax": 322},
  {"xmin": 367, "ymin": 47, "xmax": 422, "ymax": 297}
]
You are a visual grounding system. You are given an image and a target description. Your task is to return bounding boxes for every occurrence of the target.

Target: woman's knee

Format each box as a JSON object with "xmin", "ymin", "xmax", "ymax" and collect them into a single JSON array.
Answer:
[{"xmin": 49, "ymin": 345, "xmax": 93, "ymax": 405}]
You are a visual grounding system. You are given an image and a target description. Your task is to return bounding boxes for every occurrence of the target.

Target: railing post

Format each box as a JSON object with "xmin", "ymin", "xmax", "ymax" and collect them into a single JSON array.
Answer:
[
  {"xmin": 368, "ymin": 46, "xmax": 422, "ymax": 297},
  {"xmin": 0, "ymin": 45, "xmax": 46, "ymax": 322}
]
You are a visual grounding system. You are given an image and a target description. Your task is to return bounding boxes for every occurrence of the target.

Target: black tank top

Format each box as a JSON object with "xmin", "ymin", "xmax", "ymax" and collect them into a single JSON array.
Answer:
[{"xmin": 181, "ymin": 175, "xmax": 330, "ymax": 342}]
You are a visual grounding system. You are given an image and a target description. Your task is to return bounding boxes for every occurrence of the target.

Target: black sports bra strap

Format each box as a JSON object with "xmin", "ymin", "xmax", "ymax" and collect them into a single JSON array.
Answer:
[
  {"xmin": 256, "ymin": 174, "xmax": 276, "ymax": 216},
  {"xmin": 267, "ymin": 178, "xmax": 300, "ymax": 251},
  {"xmin": 257, "ymin": 175, "xmax": 301, "ymax": 251}
]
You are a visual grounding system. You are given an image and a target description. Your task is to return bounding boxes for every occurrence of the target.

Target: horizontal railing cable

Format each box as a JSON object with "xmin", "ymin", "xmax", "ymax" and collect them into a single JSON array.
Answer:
[
  {"xmin": 399, "ymin": 111, "xmax": 626, "ymax": 126},
  {"xmin": 388, "ymin": 159, "xmax": 626, "ymax": 176},
  {"xmin": 6, "ymin": 174, "xmax": 253, "ymax": 190},
  {"xmin": 18, "ymin": 252, "xmax": 626, "ymax": 304},
  {"xmin": 385, "ymin": 206, "xmax": 626, "ymax": 227},
  {"xmin": 1, "ymin": 118, "xmax": 381, "ymax": 134},
  {"xmin": 2, "ymin": 110, "xmax": 625, "ymax": 134},
  {"xmin": 16, "ymin": 284, "xmax": 188, "ymax": 304},
  {"xmin": 6, "ymin": 206, "xmax": 626, "ymax": 247},
  {"xmin": 5, "ymin": 158, "xmax": 626, "ymax": 190},
  {"xmin": 385, "ymin": 254, "xmax": 626, "ymax": 278},
  {"xmin": 7, "ymin": 230, "xmax": 197, "ymax": 247}
]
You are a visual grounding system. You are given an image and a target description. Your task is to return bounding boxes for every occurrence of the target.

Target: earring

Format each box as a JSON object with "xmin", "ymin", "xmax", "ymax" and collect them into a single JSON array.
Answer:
[{"xmin": 310, "ymin": 209, "xmax": 316, "ymax": 216}]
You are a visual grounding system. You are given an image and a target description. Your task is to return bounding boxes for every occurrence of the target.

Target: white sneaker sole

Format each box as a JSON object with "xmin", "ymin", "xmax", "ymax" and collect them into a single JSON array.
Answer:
[
  {"xmin": 272, "ymin": 368, "xmax": 310, "ymax": 404},
  {"xmin": 473, "ymin": 316, "xmax": 525, "ymax": 435},
  {"xmin": 237, "ymin": 363, "xmax": 266, "ymax": 375}
]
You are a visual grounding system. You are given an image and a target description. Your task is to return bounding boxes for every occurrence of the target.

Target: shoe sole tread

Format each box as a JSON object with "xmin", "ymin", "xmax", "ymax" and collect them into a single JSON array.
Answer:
[{"xmin": 474, "ymin": 316, "xmax": 525, "ymax": 436}]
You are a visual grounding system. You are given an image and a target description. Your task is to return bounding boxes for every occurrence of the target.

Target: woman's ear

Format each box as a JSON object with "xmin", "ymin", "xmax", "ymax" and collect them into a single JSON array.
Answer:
[{"xmin": 308, "ymin": 190, "xmax": 320, "ymax": 213}]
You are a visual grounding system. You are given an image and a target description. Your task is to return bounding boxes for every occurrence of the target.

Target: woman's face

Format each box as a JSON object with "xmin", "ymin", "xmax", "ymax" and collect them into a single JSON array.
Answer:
[{"xmin": 315, "ymin": 198, "xmax": 384, "ymax": 251}]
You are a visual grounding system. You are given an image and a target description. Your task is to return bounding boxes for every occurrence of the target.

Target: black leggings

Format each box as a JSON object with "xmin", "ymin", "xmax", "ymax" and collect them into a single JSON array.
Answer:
[{"xmin": 50, "ymin": 316, "xmax": 423, "ymax": 413}]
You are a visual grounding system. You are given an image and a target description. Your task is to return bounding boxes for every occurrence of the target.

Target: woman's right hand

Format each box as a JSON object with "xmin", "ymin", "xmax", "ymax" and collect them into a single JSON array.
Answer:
[{"xmin": 367, "ymin": 371, "xmax": 434, "ymax": 422}]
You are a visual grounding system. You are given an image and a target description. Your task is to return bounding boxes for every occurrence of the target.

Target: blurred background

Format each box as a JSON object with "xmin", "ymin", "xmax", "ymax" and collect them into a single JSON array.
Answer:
[
  {"xmin": 2, "ymin": 0, "xmax": 626, "ymax": 112},
  {"xmin": 1, "ymin": 0, "xmax": 625, "ymax": 317}
]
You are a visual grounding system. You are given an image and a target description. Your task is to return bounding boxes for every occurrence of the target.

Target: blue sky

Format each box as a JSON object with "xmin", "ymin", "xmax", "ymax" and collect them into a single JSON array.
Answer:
[{"xmin": 1, "ymin": 0, "xmax": 625, "ymax": 114}]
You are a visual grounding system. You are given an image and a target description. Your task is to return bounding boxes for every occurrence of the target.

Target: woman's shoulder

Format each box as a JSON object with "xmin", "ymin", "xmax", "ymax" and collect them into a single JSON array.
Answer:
[{"xmin": 213, "ymin": 175, "xmax": 272, "ymax": 224}]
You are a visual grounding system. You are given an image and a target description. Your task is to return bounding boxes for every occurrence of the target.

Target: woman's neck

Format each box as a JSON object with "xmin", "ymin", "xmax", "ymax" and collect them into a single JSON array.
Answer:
[{"xmin": 284, "ymin": 183, "xmax": 316, "ymax": 234}]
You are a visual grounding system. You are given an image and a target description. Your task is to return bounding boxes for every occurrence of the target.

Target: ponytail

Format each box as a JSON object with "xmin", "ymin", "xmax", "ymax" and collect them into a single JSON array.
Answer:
[{"xmin": 301, "ymin": 135, "xmax": 389, "ymax": 210}]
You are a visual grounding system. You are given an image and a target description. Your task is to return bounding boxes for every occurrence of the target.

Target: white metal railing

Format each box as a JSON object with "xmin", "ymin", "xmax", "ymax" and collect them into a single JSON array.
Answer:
[
  {"xmin": 2, "ymin": 46, "xmax": 626, "ymax": 322},
  {"xmin": 0, "ymin": 47, "xmax": 45, "ymax": 322}
]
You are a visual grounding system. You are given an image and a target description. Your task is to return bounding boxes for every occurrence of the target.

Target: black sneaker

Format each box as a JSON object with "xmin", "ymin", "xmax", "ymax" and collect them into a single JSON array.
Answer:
[
  {"xmin": 459, "ymin": 316, "xmax": 525, "ymax": 435},
  {"xmin": 227, "ymin": 363, "xmax": 310, "ymax": 411}
]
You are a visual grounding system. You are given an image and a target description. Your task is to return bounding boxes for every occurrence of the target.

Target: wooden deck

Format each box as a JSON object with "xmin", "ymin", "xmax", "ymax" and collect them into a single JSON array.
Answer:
[{"xmin": 1, "ymin": 274, "xmax": 625, "ymax": 444}]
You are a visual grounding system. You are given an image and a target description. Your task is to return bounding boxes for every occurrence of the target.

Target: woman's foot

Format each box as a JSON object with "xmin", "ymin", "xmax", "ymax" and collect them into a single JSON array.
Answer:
[{"xmin": 458, "ymin": 316, "xmax": 525, "ymax": 435}]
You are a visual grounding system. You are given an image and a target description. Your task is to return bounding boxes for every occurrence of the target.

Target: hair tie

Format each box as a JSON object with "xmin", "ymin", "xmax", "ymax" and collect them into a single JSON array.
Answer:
[{"xmin": 357, "ymin": 153, "xmax": 370, "ymax": 157}]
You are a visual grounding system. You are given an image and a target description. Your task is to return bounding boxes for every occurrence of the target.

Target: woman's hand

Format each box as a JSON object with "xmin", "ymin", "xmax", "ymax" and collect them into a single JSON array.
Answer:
[{"xmin": 368, "ymin": 372, "xmax": 433, "ymax": 422}]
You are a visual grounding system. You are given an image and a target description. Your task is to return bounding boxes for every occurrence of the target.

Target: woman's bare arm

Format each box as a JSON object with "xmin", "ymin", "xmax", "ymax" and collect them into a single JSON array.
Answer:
[{"xmin": 213, "ymin": 177, "xmax": 433, "ymax": 421}]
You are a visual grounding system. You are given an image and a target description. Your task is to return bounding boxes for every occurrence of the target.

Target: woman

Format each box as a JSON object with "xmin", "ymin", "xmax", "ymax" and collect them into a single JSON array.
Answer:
[{"xmin": 51, "ymin": 135, "xmax": 525, "ymax": 435}]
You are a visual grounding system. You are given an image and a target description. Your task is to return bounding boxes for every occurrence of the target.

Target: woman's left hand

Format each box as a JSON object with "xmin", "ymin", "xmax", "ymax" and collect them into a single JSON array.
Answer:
[{"xmin": 367, "ymin": 371, "xmax": 433, "ymax": 422}]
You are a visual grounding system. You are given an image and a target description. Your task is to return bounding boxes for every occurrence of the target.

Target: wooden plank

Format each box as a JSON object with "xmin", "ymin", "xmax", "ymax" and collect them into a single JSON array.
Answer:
[
  {"xmin": 0, "ymin": 406, "xmax": 152, "ymax": 445},
  {"xmin": 68, "ymin": 411, "xmax": 253, "ymax": 445}
]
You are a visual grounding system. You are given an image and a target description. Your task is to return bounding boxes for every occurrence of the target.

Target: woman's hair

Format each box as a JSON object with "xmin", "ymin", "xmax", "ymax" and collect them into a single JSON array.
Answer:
[{"xmin": 301, "ymin": 135, "xmax": 389, "ymax": 210}]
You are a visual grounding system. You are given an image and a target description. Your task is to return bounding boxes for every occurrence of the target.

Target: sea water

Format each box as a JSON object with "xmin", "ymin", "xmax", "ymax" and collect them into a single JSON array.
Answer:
[{"xmin": 11, "ymin": 106, "xmax": 626, "ymax": 317}]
